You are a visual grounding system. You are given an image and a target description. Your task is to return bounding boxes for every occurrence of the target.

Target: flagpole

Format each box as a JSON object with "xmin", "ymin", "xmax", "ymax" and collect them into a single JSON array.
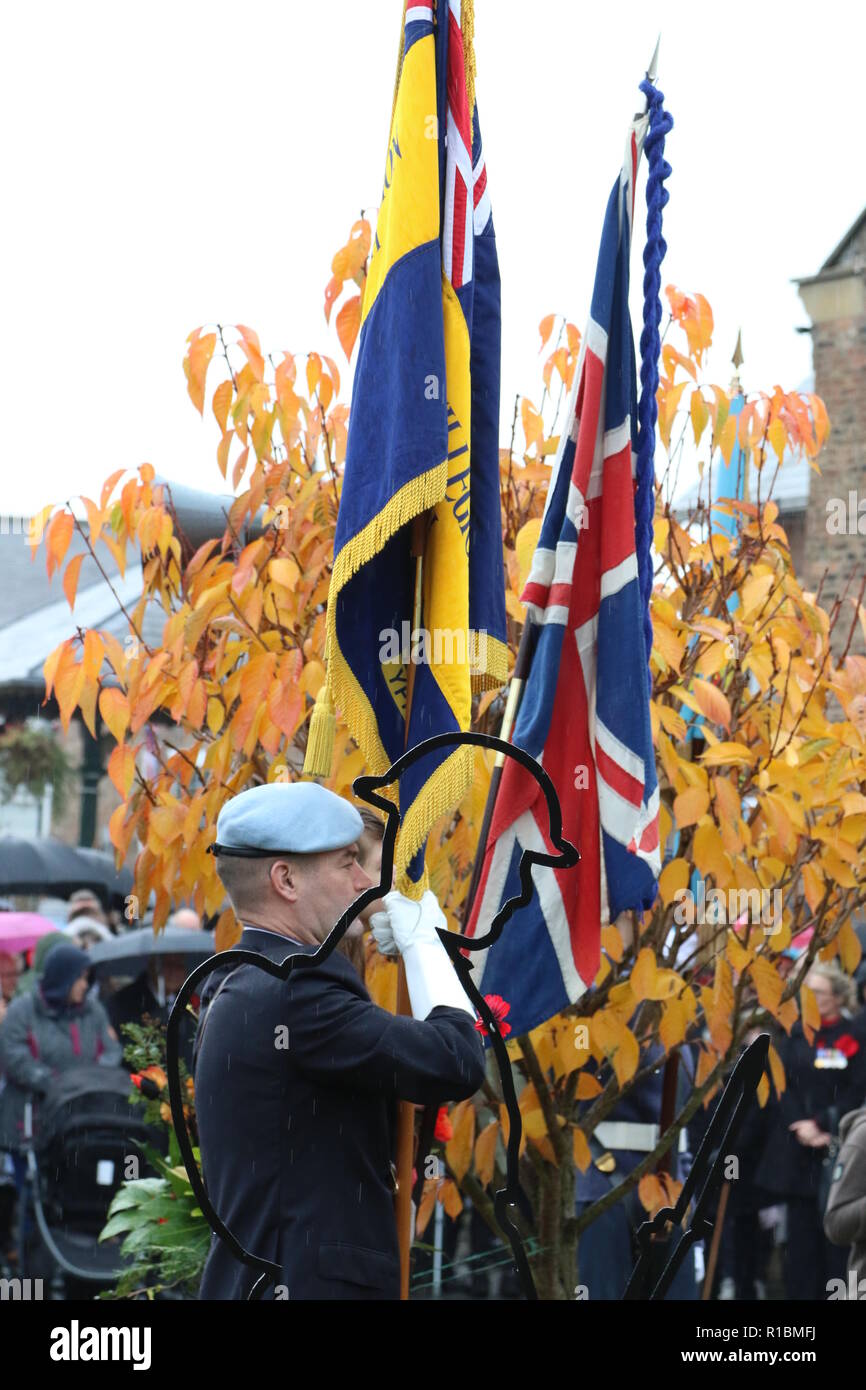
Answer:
[
  {"xmin": 394, "ymin": 510, "xmax": 429, "ymax": 1299},
  {"xmin": 411, "ymin": 614, "xmax": 536, "ymax": 1209},
  {"xmin": 462, "ymin": 617, "xmax": 536, "ymax": 924}
]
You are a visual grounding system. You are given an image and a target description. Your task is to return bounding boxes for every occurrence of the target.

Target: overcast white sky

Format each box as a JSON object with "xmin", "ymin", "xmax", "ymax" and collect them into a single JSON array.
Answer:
[{"xmin": 2, "ymin": 0, "xmax": 863, "ymax": 518}]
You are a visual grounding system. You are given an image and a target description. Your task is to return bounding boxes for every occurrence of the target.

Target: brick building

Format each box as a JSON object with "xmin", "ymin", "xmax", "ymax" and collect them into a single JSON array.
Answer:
[{"xmin": 796, "ymin": 207, "xmax": 866, "ymax": 646}]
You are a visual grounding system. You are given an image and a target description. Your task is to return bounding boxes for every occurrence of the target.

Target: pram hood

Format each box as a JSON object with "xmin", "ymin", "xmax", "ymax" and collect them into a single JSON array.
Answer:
[{"xmin": 34, "ymin": 1065, "xmax": 137, "ymax": 1152}]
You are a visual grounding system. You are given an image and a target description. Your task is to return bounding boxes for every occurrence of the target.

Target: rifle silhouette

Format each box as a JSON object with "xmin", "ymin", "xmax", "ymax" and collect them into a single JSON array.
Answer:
[{"xmin": 622, "ymin": 1032, "xmax": 770, "ymax": 1300}]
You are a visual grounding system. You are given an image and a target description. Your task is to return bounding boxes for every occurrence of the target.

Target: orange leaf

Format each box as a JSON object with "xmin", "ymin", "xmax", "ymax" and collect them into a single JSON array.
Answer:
[
  {"xmin": 336, "ymin": 296, "xmax": 361, "ymax": 360},
  {"xmin": 55, "ymin": 658, "xmax": 84, "ymax": 732},
  {"xmin": 100, "ymin": 468, "xmax": 126, "ymax": 511},
  {"xmin": 445, "ymin": 1099, "xmax": 476, "ymax": 1181},
  {"xmin": 99, "ymin": 687, "xmax": 130, "ymax": 743},
  {"xmin": 62, "ymin": 553, "xmax": 85, "ymax": 610},
  {"xmin": 184, "ymin": 330, "xmax": 217, "ymax": 415},
  {"xmin": 439, "ymin": 1178, "xmax": 463, "ymax": 1220},
  {"xmin": 83, "ymin": 630, "xmax": 104, "ymax": 682},
  {"xmin": 107, "ymin": 744, "xmax": 136, "ymax": 797},
  {"xmin": 415, "ymin": 1179, "xmax": 440, "ymax": 1238},
  {"xmin": 691, "ymin": 678, "xmax": 731, "ymax": 731},
  {"xmin": 474, "ymin": 1120, "xmax": 499, "ymax": 1188},
  {"xmin": 46, "ymin": 511, "xmax": 74, "ymax": 578},
  {"xmin": 323, "ymin": 274, "xmax": 341, "ymax": 323},
  {"xmin": 236, "ymin": 325, "xmax": 264, "ymax": 382},
  {"xmin": 212, "ymin": 379, "xmax": 233, "ymax": 434},
  {"xmin": 673, "ymin": 785, "xmax": 710, "ymax": 829},
  {"xmin": 538, "ymin": 313, "xmax": 556, "ymax": 350},
  {"xmin": 572, "ymin": 1128, "xmax": 591, "ymax": 1173}
]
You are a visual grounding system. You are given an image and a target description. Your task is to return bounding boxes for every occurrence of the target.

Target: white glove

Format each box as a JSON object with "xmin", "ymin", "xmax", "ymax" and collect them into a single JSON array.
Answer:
[{"xmin": 371, "ymin": 890, "xmax": 475, "ymax": 1022}]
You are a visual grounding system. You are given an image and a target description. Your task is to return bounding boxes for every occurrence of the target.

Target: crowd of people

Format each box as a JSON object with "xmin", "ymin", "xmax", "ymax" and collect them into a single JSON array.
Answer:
[
  {"xmin": 1, "ymin": 862, "xmax": 866, "ymax": 1300},
  {"xmin": 0, "ymin": 891, "xmax": 207, "ymax": 1268}
]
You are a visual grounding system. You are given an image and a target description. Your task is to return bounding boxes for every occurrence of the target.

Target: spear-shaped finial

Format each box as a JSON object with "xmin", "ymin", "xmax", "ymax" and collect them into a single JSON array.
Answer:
[
  {"xmin": 647, "ymin": 33, "xmax": 661, "ymax": 84},
  {"xmin": 636, "ymin": 35, "xmax": 661, "ymax": 117}
]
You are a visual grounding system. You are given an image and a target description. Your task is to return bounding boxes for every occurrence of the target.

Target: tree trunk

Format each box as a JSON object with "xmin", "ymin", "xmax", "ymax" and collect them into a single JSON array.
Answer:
[{"xmin": 533, "ymin": 1156, "xmax": 576, "ymax": 1300}]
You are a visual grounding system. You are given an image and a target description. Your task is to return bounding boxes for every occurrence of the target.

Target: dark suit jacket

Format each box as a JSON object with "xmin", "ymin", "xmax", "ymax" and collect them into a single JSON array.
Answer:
[{"xmin": 193, "ymin": 926, "xmax": 485, "ymax": 1300}]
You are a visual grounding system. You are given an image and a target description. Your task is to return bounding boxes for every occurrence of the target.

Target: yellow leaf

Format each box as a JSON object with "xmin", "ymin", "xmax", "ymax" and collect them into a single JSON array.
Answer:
[
  {"xmin": 515, "ymin": 519, "xmax": 542, "ymax": 590},
  {"xmin": 659, "ymin": 857, "xmax": 690, "ymax": 908},
  {"xmin": 601, "ymin": 923, "xmax": 624, "ymax": 963},
  {"xmin": 270, "ymin": 557, "xmax": 300, "ymax": 590},
  {"xmin": 631, "ymin": 947, "xmax": 658, "ymax": 1002},
  {"xmin": 740, "ymin": 571, "xmax": 775, "ymax": 619},
  {"xmin": 700, "ymin": 742, "xmax": 754, "ymax": 768},
  {"xmin": 660, "ymin": 996, "xmax": 688, "ymax": 1052},
  {"xmin": 591, "ymin": 1012, "xmax": 639, "ymax": 1087},
  {"xmin": 838, "ymin": 920, "xmax": 863, "ymax": 975},
  {"xmin": 673, "ymin": 785, "xmax": 710, "ymax": 829},
  {"xmin": 750, "ymin": 956, "xmax": 784, "ymax": 1017},
  {"xmin": 718, "ymin": 414, "xmax": 737, "ymax": 466},
  {"xmin": 575, "ymin": 1073, "xmax": 602, "ymax": 1099},
  {"xmin": 767, "ymin": 1043, "xmax": 786, "ymax": 1099},
  {"xmin": 690, "ymin": 389, "xmax": 709, "ymax": 445},
  {"xmin": 658, "ymin": 704, "xmax": 687, "ymax": 739},
  {"xmin": 756, "ymin": 1073, "xmax": 770, "ymax": 1108},
  {"xmin": 693, "ymin": 823, "xmax": 729, "ymax": 884},
  {"xmin": 206, "ymin": 698, "xmax": 225, "ymax": 735}
]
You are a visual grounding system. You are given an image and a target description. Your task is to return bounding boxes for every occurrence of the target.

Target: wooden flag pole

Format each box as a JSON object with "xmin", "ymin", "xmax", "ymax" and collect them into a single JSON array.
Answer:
[
  {"xmin": 411, "ymin": 618, "xmax": 536, "ymax": 1207},
  {"xmin": 393, "ymin": 512, "xmax": 429, "ymax": 1300}
]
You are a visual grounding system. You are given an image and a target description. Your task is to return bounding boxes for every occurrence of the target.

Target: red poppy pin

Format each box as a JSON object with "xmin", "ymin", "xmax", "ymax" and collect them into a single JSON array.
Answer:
[
  {"xmin": 836, "ymin": 1033, "xmax": 860, "ymax": 1059},
  {"xmin": 475, "ymin": 994, "xmax": 512, "ymax": 1038}
]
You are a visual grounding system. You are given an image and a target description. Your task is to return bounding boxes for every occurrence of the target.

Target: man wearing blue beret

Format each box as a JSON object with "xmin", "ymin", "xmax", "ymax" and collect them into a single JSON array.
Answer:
[{"xmin": 194, "ymin": 780, "xmax": 485, "ymax": 1300}]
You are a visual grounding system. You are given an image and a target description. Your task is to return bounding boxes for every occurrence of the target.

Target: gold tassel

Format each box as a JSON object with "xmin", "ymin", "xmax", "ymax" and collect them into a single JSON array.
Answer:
[{"xmin": 303, "ymin": 679, "xmax": 336, "ymax": 778}]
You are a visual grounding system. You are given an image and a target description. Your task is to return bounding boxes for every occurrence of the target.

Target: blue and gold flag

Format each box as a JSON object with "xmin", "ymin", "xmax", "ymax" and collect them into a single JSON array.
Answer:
[{"xmin": 324, "ymin": 0, "xmax": 507, "ymax": 893}]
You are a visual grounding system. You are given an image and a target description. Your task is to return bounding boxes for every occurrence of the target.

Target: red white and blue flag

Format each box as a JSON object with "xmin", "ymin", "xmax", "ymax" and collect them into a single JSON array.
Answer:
[{"xmin": 465, "ymin": 119, "xmax": 661, "ymax": 1037}]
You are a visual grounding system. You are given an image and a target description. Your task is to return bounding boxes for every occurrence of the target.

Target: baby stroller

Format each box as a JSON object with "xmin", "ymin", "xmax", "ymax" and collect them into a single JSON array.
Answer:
[{"xmin": 18, "ymin": 1064, "xmax": 155, "ymax": 1297}]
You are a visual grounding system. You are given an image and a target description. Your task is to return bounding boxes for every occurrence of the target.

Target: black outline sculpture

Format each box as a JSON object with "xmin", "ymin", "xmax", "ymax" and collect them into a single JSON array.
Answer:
[{"xmin": 166, "ymin": 731, "xmax": 577, "ymax": 1301}]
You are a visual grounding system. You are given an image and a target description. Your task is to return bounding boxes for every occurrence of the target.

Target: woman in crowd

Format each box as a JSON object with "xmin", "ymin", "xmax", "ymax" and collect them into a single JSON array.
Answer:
[{"xmin": 756, "ymin": 961, "xmax": 866, "ymax": 1298}]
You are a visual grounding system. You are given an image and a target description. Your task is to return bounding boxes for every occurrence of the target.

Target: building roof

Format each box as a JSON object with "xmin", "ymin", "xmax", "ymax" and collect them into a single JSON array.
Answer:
[
  {"xmin": 822, "ymin": 206, "xmax": 866, "ymax": 272},
  {"xmin": 0, "ymin": 528, "xmax": 164, "ymax": 704}
]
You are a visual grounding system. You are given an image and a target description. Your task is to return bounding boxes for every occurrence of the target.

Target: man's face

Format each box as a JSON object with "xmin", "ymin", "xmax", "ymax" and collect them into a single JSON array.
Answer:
[{"xmin": 295, "ymin": 842, "xmax": 374, "ymax": 944}]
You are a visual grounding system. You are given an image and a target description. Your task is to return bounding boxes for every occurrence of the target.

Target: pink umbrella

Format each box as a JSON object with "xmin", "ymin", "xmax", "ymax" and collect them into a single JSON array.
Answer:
[{"xmin": 0, "ymin": 913, "xmax": 60, "ymax": 954}]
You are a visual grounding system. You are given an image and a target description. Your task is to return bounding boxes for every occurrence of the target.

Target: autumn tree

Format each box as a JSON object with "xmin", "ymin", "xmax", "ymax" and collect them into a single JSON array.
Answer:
[{"xmin": 37, "ymin": 221, "xmax": 863, "ymax": 1299}]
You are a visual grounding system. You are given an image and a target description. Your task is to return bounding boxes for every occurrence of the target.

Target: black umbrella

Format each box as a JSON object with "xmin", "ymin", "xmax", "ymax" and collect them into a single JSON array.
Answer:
[
  {"xmin": 87, "ymin": 926, "xmax": 213, "ymax": 979},
  {"xmin": 0, "ymin": 837, "xmax": 133, "ymax": 906}
]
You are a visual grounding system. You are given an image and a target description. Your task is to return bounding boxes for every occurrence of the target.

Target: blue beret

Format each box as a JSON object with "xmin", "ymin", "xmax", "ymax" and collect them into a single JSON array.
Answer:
[{"xmin": 213, "ymin": 782, "xmax": 364, "ymax": 857}]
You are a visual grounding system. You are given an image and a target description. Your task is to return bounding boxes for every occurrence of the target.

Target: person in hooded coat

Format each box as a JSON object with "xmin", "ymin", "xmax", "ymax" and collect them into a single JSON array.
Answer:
[{"xmin": 0, "ymin": 944, "xmax": 122, "ymax": 1152}]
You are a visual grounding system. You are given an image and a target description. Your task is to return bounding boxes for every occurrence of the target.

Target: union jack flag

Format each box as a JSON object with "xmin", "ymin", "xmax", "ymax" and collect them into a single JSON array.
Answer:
[{"xmin": 464, "ymin": 117, "xmax": 661, "ymax": 1038}]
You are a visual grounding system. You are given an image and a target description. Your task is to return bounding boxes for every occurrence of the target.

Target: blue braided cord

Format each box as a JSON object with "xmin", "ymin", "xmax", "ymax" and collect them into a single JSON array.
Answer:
[{"xmin": 635, "ymin": 77, "xmax": 673, "ymax": 693}]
